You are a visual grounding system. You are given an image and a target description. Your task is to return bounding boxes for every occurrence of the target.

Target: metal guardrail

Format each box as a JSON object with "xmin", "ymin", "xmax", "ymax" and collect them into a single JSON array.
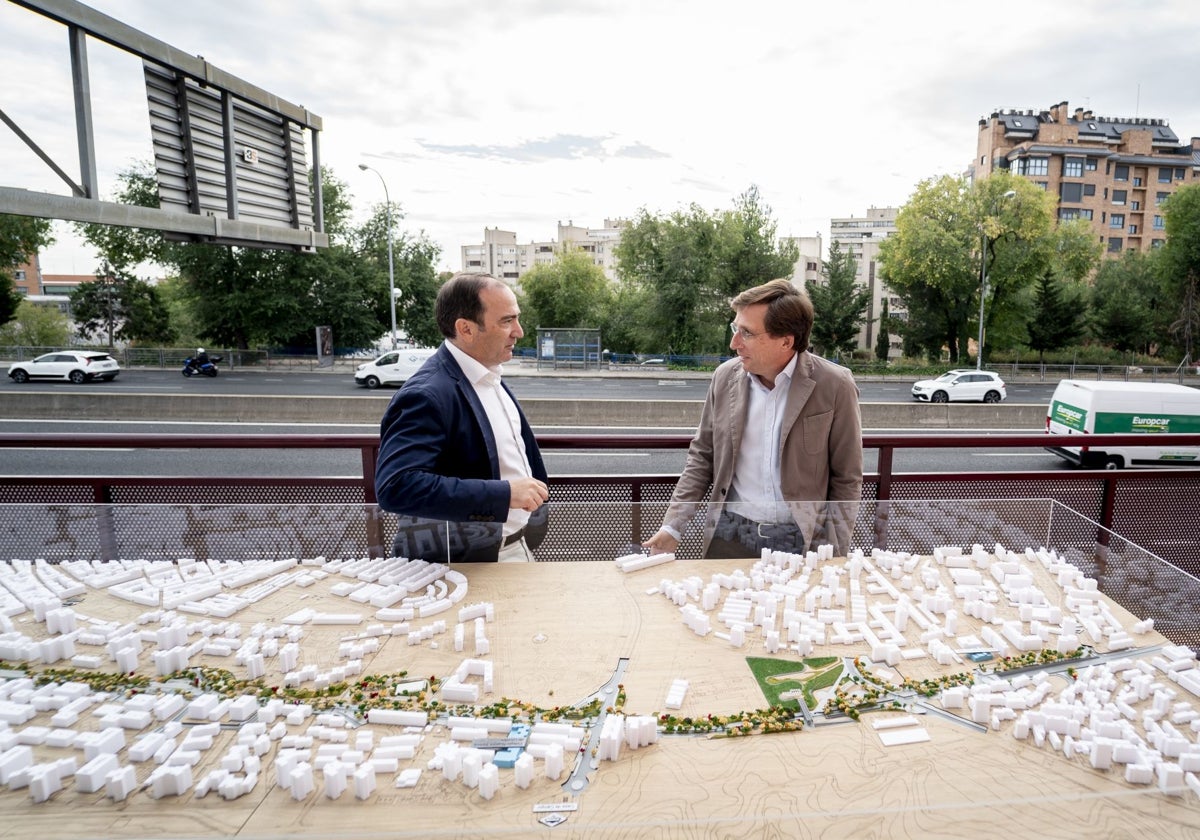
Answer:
[{"xmin": 5, "ymin": 344, "xmax": 1200, "ymax": 382}]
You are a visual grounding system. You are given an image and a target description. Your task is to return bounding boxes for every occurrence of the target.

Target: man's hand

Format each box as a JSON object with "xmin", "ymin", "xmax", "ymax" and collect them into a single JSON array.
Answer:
[
  {"xmin": 642, "ymin": 529, "xmax": 679, "ymax": 554},
  {"xmin": 509, "ymin": 477, "xmax": 549, "ymax": 512}
]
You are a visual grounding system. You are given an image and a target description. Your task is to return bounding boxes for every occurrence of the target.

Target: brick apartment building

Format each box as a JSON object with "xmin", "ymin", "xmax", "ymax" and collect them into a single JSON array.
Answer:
[{"xmin": 973, "ymin": 100, "xmax": 1200, "ymax": 255}]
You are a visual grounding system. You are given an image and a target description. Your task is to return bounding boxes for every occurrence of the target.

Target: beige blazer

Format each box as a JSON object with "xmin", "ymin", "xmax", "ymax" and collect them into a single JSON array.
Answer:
[{"xmin": 663, "ymin": 351, "xmax": 863, "ymax": 554}]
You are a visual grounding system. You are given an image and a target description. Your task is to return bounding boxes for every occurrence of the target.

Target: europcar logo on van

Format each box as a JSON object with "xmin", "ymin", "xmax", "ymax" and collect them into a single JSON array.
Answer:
[
  {"xmin": 1051, "ymin": 402, "xmax": 1086, "ymax": 431},
  {"xmin": 1132, "ymin": 416, "xmax": 1170, "ymax": 433}
]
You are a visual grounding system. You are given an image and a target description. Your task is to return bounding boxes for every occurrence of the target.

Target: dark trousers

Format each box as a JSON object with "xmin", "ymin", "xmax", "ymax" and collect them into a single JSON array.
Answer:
[{"xmin": 706, "ymin": 510, "xmax": 808, "ymax": 559}]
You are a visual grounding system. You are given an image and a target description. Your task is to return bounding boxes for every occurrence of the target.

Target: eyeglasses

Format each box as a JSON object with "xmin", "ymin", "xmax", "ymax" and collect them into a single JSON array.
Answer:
[{"xmin": 730, "ymin": 321, "xmax": 765, "ymax": 342}]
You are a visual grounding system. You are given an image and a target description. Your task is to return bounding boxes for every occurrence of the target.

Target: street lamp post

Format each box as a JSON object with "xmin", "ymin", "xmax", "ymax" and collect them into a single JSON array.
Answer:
[
  {"xmin": 359, "ymin": 164, "xmax": 397, "ymax": 349},
  {"xmin": 976, "ymin": 189, "xmax": 1016, "ymax": 370}
]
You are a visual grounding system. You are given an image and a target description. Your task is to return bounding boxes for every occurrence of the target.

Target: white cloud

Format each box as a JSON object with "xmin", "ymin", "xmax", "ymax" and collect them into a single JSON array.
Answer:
[{"xmin": 4, "ymin": 0, "xmax": 1200, "ymax": 275}]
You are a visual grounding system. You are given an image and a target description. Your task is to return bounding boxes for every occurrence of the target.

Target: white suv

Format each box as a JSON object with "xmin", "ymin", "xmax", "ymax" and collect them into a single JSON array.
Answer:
[
  {"xmin": 8, "ymin": 351, "xmax": 121, "ymax": 384},
  {"xmin": 354, "ymin": 348, "xmax": 437, "ymax": 389},
  {"xmin": 911, "ymin": 369, "xmax": 1007, "ymax": 403}
]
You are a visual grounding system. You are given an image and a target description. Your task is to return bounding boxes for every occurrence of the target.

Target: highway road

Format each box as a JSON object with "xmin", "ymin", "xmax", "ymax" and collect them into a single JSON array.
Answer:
[
  {"xmin": 0, "ymin": 366, "xmax": 1065, "ymax": 405},
  {"xmin": 0, "ymin": 417, "xmax": 1068, "ymax": 478},
  {"xmin": 1, "ymin": 366, "xmax": 1071, "ymax": 477}
]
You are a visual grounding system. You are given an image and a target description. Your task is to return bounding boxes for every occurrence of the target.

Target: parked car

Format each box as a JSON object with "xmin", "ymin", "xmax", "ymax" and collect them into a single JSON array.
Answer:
[
  {"xmin": 911, "ymin": 369, "xmax": 1006, "ymax": 403},
  {"xmin": 8, "ymin": 351, "xmax": 121, "ymax": 384},
  {"xmin": 354, "ymin": 348, "xmax": 437, "ymax": 389}
]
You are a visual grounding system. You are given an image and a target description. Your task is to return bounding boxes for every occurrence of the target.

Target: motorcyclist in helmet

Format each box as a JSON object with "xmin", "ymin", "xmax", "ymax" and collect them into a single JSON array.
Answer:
[{"xmin": 195, "ymin": 347, "xmax": 210, "ymax": 367}]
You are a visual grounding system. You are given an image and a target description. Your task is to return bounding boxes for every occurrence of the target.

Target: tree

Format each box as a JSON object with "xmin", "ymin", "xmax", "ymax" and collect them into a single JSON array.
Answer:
[
  {"xmin": 1025, "ymin": 271, "xmax": 1085, "ymax": 361},
  {"xmin": 517, "ymin": 248, "xmax": 612, "ymax": 344},
  {"xmin": 714, "ymin": 186, "xmax": 799, "ymax": 297},
  {"xmin": 354, "ymin": 204, "xmax": 442, "ymax": 348},
  {"xmin": 807, "ymin": 241, "xmax": 870, "ymax": 358},
  {"xmin": 874, "ymin": 298, "xmax": 891, "ymax": 362},
  {"xmin": 167, "ymin": 167, "xmax": 437, "ymax": 350},
  {"xmin": 70, "ymin": 264, "xmax": 175, "ymax": 346},
  {"xmin": 0, "ymin": 214, "xmax": 54, "ymax": 327},
  {"xmin": 0, "ymin": 299, "xmax": 70, "ymax": 346},
  {"xmin": 1160, "ymin": 184, "xmax": 1200, "ymax": 362},
  {"xmin": 878, "ymin": 175, "xmax": 980, "ymax": 363},
  {"xmin": 74, "ymin": 160, "xmax": 169, "ymax": 271},
  {"xmin": 880, "ymin": 173, "xmax": 1059, "ymax": 364},
  {"xmin": 614, "ymin": 187, "xmax": 796, "ymax": 356},
  {"xmin": 1090, "ymin": 251, "xmax": 1163, "ymax": 353}
]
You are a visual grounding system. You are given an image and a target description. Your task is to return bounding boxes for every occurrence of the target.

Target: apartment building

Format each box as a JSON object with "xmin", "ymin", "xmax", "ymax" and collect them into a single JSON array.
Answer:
[
  {"xmin": 460, "ymin": 219, "xmax": 627, "ymax": 284},
  {"xmin": 6, "ymin": 255, "xmax": 88, "ymax": 315},
  {"xmin": 974, "ymin": 100, "xmax": 1200, "ymax": 255},
  {"xmin": 779, "ymin": 234, "xmax": 823, "ymax": 301},
  {"xmin": 829, "ymin": 207, "xmax": 901, "ymax": 357},
  {"xmin": 9, "ymin": 255, "xmax": 41, "ymax": 296}
]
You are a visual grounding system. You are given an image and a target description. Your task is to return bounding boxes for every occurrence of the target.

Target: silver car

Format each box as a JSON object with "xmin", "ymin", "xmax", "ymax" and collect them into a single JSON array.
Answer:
[
  {"xmin": 8, "ymin": 351, "xmax": 121, "ymax": 384},
  {"xmin": 911, "ymin": 369, "xmax": 1006, "ymax": 403}
]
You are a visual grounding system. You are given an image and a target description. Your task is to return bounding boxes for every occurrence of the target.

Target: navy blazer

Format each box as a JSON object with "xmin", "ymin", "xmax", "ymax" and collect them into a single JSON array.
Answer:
[{"xmin": 375, "ymin": 344, "xmax": 548, "ymax": 561}]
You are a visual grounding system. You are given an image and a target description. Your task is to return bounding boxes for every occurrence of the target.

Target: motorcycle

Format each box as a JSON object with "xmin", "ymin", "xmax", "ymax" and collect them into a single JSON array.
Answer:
[{"xmin": 182, "ymin": 354, "xmax": 222, "ymax": 377}]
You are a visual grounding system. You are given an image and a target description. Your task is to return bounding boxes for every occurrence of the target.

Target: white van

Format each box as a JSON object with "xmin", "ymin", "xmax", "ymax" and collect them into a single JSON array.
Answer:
[
  {"xmin": 1045, "ymin": 380, "xmax": 1200, "ymax": 468},
  {"xmin": 354, "ymin": 348, "xmax": 437, "ymax": 389}
]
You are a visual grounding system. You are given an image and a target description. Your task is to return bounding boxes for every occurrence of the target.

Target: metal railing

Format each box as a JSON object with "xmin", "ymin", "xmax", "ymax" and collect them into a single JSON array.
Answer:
[
  {"xmin": 2, "ymin": 432, "xmax": 1199, "ymax": 577},
  {"xmin": 5, "ymin": 344, "xmax": 1200, "ymax": 382}
]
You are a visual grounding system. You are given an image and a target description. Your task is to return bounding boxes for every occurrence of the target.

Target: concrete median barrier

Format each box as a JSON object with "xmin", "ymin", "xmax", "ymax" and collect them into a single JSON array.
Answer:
[{"xmin": 0, "ymin": 392, "xmax": 1047, "ymax": 429}]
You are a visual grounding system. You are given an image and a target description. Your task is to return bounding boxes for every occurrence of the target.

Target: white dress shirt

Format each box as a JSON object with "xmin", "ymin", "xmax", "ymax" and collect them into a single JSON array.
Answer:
[
  {"xmin": 444, "ymin": 341, "xmax": 532, "ymax": 534},
  {"xmin": 729, "ymin": 351, "xmax": 798, "ymax": 524}
]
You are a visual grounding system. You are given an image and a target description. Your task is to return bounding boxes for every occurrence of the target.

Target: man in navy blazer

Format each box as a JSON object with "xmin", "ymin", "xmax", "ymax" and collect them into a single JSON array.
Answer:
[{"xmin": 375, "ymin": 273, "xmax": 549, "ymax": 563}]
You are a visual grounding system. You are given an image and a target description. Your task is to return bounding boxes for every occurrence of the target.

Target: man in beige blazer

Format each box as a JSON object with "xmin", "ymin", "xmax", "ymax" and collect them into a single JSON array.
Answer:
[{"xmin": 644, "ymin": 279, "xmax": 863, "ymax": 558}]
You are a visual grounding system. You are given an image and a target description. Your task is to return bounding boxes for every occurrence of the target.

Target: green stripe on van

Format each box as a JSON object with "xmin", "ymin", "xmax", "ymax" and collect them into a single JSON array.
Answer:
[{"xmin": 1093, "ymin": 411, "xmax": 1200, "ymax": 433}]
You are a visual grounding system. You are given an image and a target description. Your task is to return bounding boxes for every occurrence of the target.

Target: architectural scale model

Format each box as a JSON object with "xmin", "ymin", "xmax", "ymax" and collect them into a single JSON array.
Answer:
[{"xmin": 1, "ymin": 537, "xmax": 1198, "ymax": 827}]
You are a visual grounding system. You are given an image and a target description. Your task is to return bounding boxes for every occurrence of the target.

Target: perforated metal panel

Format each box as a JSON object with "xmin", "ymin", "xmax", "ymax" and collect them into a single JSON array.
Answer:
[
  {"xmin": 108, "ymin": 485, "xmax": 366, "ymax": 505},
  {"xmin": 538, "ymin": 479, "xmax": 711, "ymax": 560},
  {"xmin": 0, "ymin": 485, "xmax": 96, "ymax": 504},
  {"xmin": 870, "ymin": 475, "xmax": 1200, "ymax": 582},
  {"xmin": 1109, "ymin": 475, "xmax": 1200, "ymax": 579}
]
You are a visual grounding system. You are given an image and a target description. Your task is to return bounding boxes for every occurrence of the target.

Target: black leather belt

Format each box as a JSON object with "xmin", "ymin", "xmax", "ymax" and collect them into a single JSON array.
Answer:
[
  {"xmin": 716, "ymin": 510, "xmax": 805, "ymax": 548},
  {"xmin": 503, "ymin": 528, "xmax": 526, "ymax": 547}
]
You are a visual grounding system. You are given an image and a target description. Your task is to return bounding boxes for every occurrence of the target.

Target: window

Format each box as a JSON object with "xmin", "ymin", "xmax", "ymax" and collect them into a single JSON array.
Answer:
[
  {"xmin": 1110, "ymin": 214, "xmax": 1125, "ymax": 228},
  {"xmin": 1176, "ymin": 167, "xmax": 1186, "ymax": 180},
  {"xmin": 1064, "ymin": 157, "xmax": 1084, "ymax": 177},
  {"xmin": 1128, "ymin": 225, "xmax": 1138, "ymax": 234},
  {"xmin": 1016, "ymin": 157, "xmax": 1048, "ymax": 176},
  {"xmin": 1131, "ymin": 201, "xmax": 1140, "ymax": 211},
  {"xmin": 1083, "ymin": 184, "xmax": 1096, "ymax": 196},
  {"xmin": 1086, "ymin": 158, "xmax": 1098, "ymax": 171},
  {"xmin": 1157, "ymin": 191, "xmax": 1170, "ymax": 206},
  {"xmin": 1112, "ymin": 190, "xmax": 1127, "ymax": 205},
  {"xmin": 1133, "ymin": 177, "xmax": 1143, "ymax": 186},
  {"xmin": 14, "ymin": 270, "xmax": 25, "ymax": 281},
  {"xmin": 1114, "ymin": 164, "xmax": 1129, "ymax": 181},
  {"xmin": 1153, "ymin": 215, "xmax": 1165, "ymax": 230},
  {"xmin": 1035, "ymin": 181, "xmax": 1048, "ymax": 190},
  {"xmin": 1108, "ymin": 237, "xmax": 1123, "ymax": 252},
  {"xmin": 1079, "ymin": 209, "xmax": 1094, "ymax": 221},
  {"xmin": 1060, "ymin": 183, "xmax": 1083, "ymax": 203},
  {"xmin": 1151, "ymin": 239, "xmax": 1164, "ymax": 249},
  {"xmin": 1159, "ymin": 167, "xmax": 1173, "ymax": 183},
  {"xmin": 1059, "ymin": 208, "xmax": 1081, "ymax": 221}
]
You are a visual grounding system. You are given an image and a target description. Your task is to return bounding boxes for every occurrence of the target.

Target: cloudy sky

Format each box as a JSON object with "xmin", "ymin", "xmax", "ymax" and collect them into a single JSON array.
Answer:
[{"xmin": 4, "ymin": 0, "xmax": 1200, "ymax": 275}]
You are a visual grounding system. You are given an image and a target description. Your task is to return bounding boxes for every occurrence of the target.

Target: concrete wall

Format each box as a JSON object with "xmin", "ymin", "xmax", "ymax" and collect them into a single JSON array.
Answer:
[{"xmin": 0, "ymin": 393, "xmax": 1048, "ymax": 429}]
